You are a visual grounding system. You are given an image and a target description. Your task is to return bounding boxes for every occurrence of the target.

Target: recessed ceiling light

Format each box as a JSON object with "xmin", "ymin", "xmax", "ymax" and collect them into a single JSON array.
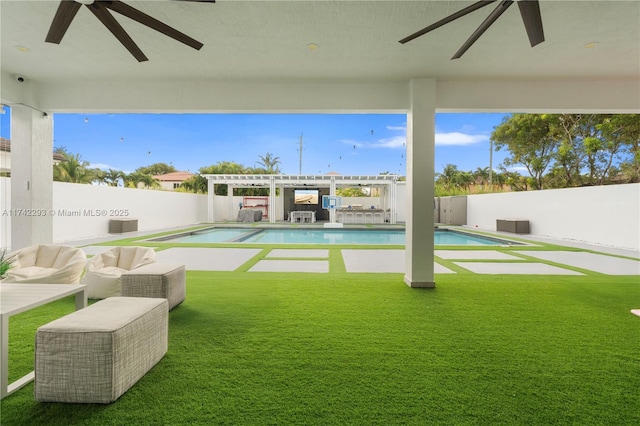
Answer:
[
  {"xmin": 15, "ymin": 45, "xmax": 30, "ymax": 53},
  {"xmin": 306, "ymin": 43, "xmax": 319, "ymax": 51},
  {"xmin": 584, "ymin": 42, "xmax": 600, "ymax": 49}
]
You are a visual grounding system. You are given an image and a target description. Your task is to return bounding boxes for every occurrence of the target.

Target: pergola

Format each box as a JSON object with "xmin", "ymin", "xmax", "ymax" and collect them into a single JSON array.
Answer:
[
  {"xmin": 1, "ymin": 1, "xmax": 638, "ymax": 288},
  {"xmin": 202, "ymin": 174, "xmax": 400, "ymax": 224}
]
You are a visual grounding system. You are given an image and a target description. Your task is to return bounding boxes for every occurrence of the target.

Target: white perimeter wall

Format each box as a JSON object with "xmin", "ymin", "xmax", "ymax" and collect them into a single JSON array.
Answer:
[
  {"xmin": 0, "ymin": 178, "xmax": 208, "ymax": 249},
  {"xmin": 467, "ymin": 183, "xmax": 640, "ymax": 251}
]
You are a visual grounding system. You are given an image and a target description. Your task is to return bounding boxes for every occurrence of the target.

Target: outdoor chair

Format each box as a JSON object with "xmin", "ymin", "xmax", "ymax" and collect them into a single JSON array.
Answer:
[
  {"xmin": 1, "ymin": 244, "xmax": 87, "ymax": 284},
  {"xmin": 81, "ymin": 246, "xmax": 156, "ymax": 299}
]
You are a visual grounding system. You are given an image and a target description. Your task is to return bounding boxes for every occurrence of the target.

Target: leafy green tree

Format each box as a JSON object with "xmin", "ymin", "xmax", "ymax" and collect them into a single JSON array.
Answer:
[
  {"xmin": 497, "ymin": 166, "xmax": 530, "ymax": 191},
  {"xmin": 135, "ymin": 163, "xmax": 176, "ymax": 176},
  {"xmin": 53, "ymin": 145, "xmax": 71, "ymax": 157},
  {"xmin": 598, "ymin": 114, "xmax": 640, "ymax": 183},
  {"xmin": 491, "ymin": 114, "xmax": 557, "ymax": 189},
  {"xmin": 199, "ymin": 162, "xmax": 248, "ymax": 195}
]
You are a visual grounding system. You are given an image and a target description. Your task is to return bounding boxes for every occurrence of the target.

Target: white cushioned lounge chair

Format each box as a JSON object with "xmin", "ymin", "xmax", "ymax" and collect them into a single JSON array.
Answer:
[
  {"xmin": 1, "ymin": 244, "xmax": 87, "ymax": 284},
  {"xmin": 82, "ymin": 246, "xmax": 156, "ymax": 299}
]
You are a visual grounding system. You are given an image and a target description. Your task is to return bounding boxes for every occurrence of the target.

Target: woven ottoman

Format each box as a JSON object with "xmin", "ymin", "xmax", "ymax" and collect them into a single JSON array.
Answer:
[
  {"xmin": 35, "ymin": 297, "xmax": 168, "ymax": 404},
  {"xmin": 121, "ymin": 263, "xmax": 186, "ymax": 310}
]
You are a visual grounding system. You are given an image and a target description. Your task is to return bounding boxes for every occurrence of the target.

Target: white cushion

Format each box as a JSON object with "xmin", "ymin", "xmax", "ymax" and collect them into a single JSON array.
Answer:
[
  {"xmin": 2, "ymin": 245, "xmax": 86, "ymax": 284},
  {"xmin": 84, "ymin": 267, "xmax": 128, "ymax": 299},
  {"xmin": 81, "ymin": 247, "xmax": 156, "ymax": 299}
]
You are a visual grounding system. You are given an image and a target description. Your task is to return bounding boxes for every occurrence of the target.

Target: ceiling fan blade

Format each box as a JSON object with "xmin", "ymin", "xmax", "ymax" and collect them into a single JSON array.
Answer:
[
  {"xmin": 104, "ymin": 1, "xmax": 204, "ymax": 50},
  {"xmin": 45, "ymin": 0, "xmax": 82, "ymax": 44},
  {"xmin": 517, "ymin": 0, "xmax": 545, "ymax": 47},
  {"xmin": 86, "ymin": 2, "xmax": 148, "ymax": 62},
  {"xmin": 452, "ymin": 0, "xmax": 514, "ymax": 59},
  {"xmin": 399, "ymin": 0, "xmax": 497, "ymax": 44}
]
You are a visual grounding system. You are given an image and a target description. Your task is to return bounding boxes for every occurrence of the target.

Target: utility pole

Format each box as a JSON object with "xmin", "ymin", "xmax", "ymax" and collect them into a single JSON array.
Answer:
[{"xmin": 298, "ymin": 132, "xmax": 303, "ymax": 175}]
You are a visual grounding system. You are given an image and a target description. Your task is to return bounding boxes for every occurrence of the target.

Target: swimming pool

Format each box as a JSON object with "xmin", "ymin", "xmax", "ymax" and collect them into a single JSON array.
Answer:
[{"xmin": 154, "ymin": 228, "xmax": 519, "ymax": 246}]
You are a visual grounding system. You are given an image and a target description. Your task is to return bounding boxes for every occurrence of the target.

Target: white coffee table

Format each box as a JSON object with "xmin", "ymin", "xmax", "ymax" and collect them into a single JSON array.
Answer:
[{"xmin": 0, "ymin": 283, "xmax": 87, "ymax": 399}]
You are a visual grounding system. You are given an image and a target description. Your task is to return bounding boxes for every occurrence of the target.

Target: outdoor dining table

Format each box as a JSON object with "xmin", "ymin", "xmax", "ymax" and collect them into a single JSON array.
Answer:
[{"xmin": 0, "ymin": 283, "xmax": 87, "ymax": 399}]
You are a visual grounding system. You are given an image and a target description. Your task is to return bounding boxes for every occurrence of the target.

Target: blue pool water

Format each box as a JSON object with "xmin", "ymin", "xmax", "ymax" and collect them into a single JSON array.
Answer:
[{"xmin": 161, "ymin": 228, "xmax": 513, "ymax": 246}]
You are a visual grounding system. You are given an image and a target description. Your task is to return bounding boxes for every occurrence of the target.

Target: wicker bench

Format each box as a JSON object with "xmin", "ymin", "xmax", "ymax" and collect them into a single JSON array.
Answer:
[
  {"xmin": 35, "ymin": 297, "xmax": 168, "ymax": 404},
  {"xmin": 121, "ymin": 263, "xmax": 186, "ymax": 311}
]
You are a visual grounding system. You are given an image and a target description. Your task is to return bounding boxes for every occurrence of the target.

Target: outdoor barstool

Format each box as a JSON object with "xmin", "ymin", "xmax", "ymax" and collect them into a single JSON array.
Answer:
[{"xmin": 364, "ymin": 211, "xmax": 374, "ymax": 224}]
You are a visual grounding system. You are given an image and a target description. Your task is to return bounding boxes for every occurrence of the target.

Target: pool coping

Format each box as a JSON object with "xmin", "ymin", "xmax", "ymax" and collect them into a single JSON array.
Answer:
[{"xmin": 141, "ymin": 224, "xmax": 531, "ymax": 247}]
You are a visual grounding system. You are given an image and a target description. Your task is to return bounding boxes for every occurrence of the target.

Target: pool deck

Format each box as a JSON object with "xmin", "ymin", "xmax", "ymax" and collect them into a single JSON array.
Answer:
[{"xmin": 68, "ymin": 223, "xmax": 640, "ymax": 276}]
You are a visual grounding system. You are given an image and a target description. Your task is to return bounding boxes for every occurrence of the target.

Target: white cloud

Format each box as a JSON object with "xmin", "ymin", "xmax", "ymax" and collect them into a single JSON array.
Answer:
[
  {"xmin": 371, "ymin": 136, "xmax": 406, "ymax": 149},
  {"xmin": 89, "ymin": 163, "xmax": 121, "ymax": 170},
  {"xmin": 435, "ymin": 132, "xmax": 488, "ymax": 146}
]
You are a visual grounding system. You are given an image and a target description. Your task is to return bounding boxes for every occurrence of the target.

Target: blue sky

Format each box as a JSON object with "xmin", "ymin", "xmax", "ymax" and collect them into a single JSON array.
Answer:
[{"xmin": 1, "ymin": 107, "xmax": 510, "ymax": 176}]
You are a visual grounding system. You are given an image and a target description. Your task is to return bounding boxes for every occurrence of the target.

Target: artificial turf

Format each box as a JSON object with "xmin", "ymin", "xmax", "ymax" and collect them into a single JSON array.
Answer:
[{"xmin": 2, "ymin": 271, "xmax": 639, "ymax": 425}]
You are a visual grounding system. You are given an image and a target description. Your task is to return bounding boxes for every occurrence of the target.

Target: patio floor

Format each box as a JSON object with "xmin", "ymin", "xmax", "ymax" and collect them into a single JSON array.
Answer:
[{"xmin": 78, "ymin": 246, "xmax": 640, "ymax": 275}]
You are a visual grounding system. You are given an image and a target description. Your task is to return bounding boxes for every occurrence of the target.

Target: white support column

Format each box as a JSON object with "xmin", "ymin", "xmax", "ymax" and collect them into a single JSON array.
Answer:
[
  {"xmin": 227, "ymin": 185, "xmax": 234, "ymax": 221},
  {"xmin": 269, "ymin": 176, "xmax": 276, "ymax": 223},
  {"xmin": 207, "ymin": 177, "xmax": 215, "ymax": 223},
  {"xmin": 10, "ymin": 105, "xmax": 53, "ymax": 250},
  {"xmin": 389, "ymin": 181, "xmax": 397, "ymax": 224},
  {"xmin": 404, "ymin": 79, "xmax": 436, "ymax": 288}
]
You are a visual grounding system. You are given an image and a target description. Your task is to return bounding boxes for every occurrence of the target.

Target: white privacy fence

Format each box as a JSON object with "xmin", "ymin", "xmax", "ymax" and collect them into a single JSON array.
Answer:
[
  {"xmin": 1, "ymin": 178, "xmax": 208, "ymax": 249},
  {"xmin": 2, "ymin": 177, "xmax": 637, "ymax": 251},
  {"xmin": 465, "ymin": 183, "xmax": 640, "ymax": 252}
]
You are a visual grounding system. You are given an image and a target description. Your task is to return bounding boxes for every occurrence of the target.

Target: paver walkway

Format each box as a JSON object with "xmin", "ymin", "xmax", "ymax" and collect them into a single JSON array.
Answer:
[{"xmin": 79, "ymin": 246, "xmax": 639, "ymax": 275}]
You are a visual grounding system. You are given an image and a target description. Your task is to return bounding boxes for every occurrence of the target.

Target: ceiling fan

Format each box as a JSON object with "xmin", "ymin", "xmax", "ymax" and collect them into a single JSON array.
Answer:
[
  {"xmin": 399, "ymin": 0, "xmax": 544, "ymax": 59},
  {"xmin": 45, "ymin": 0, "xmax": 215, "ymax": 62}
]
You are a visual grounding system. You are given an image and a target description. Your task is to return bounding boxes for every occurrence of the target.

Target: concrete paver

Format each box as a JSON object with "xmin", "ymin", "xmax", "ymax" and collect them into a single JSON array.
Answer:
[
  {"xmin": 342, "ymin": 249, "xmax": 455, "ymax": 274},
  {"xmin": 155, "ymin": 247, "xmax": 261, "ymax": 271},
  {"xmin": 454, "ymin": 262, "xmax": 583, "ymax": 275},
  {"xmin": 266, "ymin": 249, "xmax": 329, "ymax": 258},
  {"xmin": 435, "ymin": 250, "xmax": 521, "ymax": 260},
  {"xmin": 517, "ymin": 251, "xmax": 640, "ymax": 275}
]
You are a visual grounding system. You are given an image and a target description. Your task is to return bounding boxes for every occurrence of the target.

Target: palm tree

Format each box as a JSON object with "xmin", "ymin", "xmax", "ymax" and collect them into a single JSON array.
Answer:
[
  {"xmin": 53, "ymin": 153, "xmax": 93, "ymax": 183},
  {"xmin": 473, "ymin": 167, "xmax": 491, "ymax": 185},
  {"xmin": 436, "ymin": 164, "xmax": 460, "ymax": 189},
  {"xmin": 181, "ymin": 175, "xmax": 208, "ymax": 194},
  {"xmin": 256, "ymin": 153, "xmax": 281, "ymax": 174},
  {"xmin": 105, "ymin": 169, "xmax": 125, "ymax": 187},
  {"xmin": 456, "ymin": 171, "xmax": 475, "ymax": 190},
  {"xmin": 92, "ymin": 168, "xmax": 108, "ymax": 186},
  {"xmin": 123, "ymin": 172, "xmax": 158, "ymax": 189},
  {"xmin": 137, "ymin": 173, "xmax": 160, "ymax": 189}
]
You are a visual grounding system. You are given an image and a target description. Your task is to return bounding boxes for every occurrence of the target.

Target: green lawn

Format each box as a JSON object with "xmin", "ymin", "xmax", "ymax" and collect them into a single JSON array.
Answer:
[{"xmin": 2, "ymin": 271, "xmax": 639, "ymax": 425}]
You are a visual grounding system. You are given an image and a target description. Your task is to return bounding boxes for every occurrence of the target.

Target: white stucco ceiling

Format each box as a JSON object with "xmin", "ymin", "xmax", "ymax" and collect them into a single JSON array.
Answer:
[{"xmin": 1, "ymin": 0, "xmax": 638, "ymax": 85}]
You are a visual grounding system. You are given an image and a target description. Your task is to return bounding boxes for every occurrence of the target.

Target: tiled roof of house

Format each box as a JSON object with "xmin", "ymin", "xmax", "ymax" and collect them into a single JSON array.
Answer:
[
  {"xmin": 1, "ymin": 137, "xmax": 65, "ymax": 161},
  {"xmin": 153, "ymin": 171, "xmax": 195, "ymax": 182}
]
